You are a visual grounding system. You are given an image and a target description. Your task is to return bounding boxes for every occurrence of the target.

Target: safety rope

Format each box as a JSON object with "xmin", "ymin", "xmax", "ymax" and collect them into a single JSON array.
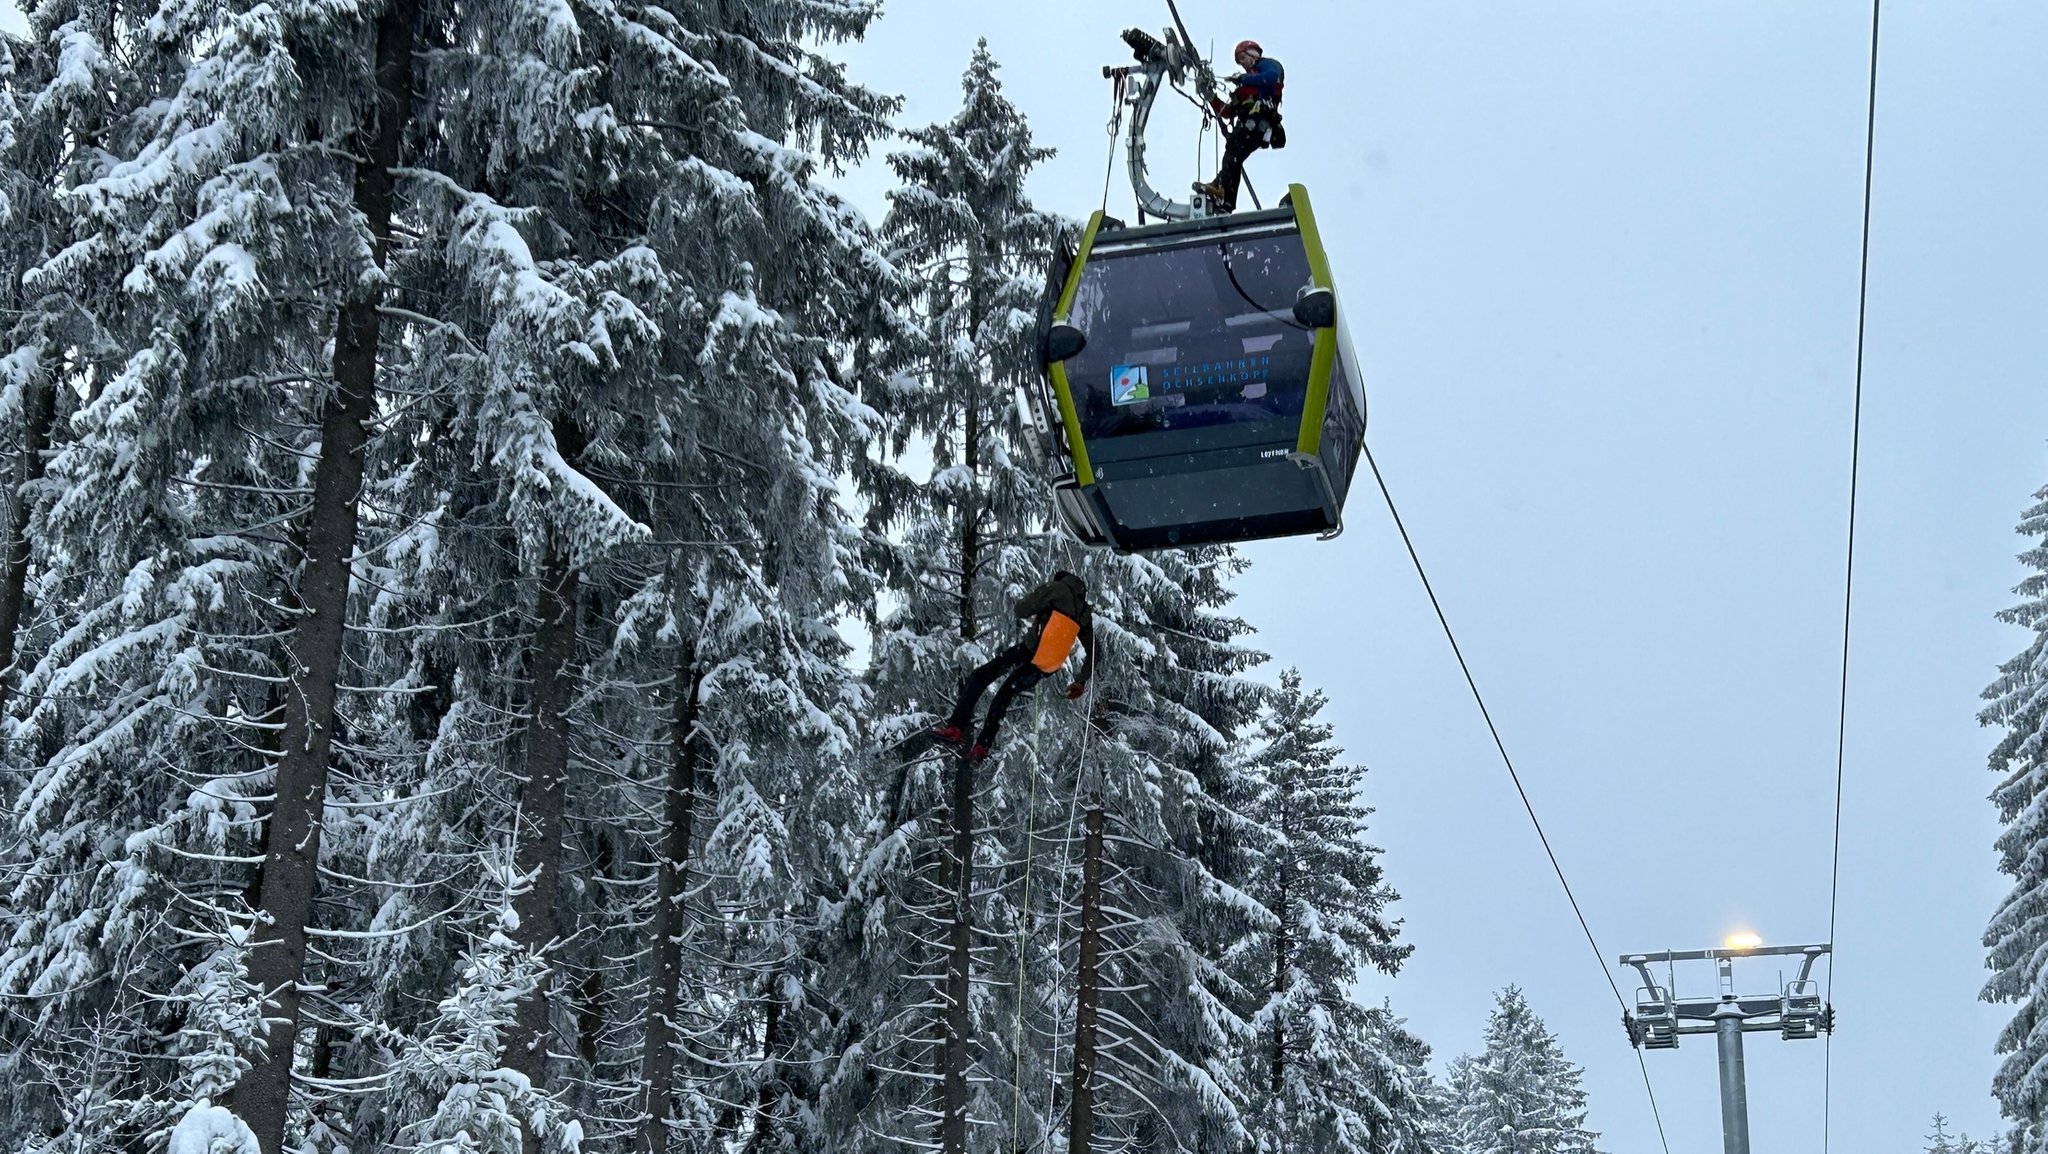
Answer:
[
  {"xmin": 1036, "ymin": 679, "xmax": 1098, "ymax": 1140},
  {"xmin": 1824, "ymin": 3, "xmax": 1882, "ymax": 1150}
]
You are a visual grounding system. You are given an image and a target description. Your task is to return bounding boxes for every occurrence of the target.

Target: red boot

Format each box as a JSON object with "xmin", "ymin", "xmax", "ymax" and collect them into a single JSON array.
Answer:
[
  {"xmin": 961, "ymin": 744, "xmax": 991, "ymax": 763},
  {"xmin": 928, "ymin": 724, "xmax": 965, "ymax": 746}
]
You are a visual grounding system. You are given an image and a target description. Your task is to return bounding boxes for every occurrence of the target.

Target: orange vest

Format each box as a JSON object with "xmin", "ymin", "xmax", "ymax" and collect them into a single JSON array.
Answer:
[{"xmin": 1031, "ymin": 611, "xmax": 1082, "ymax": 673}]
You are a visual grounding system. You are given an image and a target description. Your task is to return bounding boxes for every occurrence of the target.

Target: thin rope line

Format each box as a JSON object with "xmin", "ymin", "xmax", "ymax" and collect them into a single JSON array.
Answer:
[
  {"xmin": 1361, "ymin": 440, "xmax": 1671, "ymax": 1154},
  {"xmin": 1824, "ymin": 3, "xmax": 1882, "ymax": 1150},
  {"xmin": 1039, "ymin": 679, "xmax": 1098, "ymax": 1140}
]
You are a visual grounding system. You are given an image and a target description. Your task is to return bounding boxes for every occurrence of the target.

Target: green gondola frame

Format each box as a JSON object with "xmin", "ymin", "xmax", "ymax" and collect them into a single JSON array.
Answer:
[{"xmin": 1033, "ymin": 184, "xmax": 1366, "ymax": 552}]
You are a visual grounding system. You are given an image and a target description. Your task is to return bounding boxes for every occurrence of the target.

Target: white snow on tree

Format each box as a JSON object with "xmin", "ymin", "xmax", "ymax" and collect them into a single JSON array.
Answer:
[
  {"xmin": 1444, "ymin": 987, "xmax": 1602, "ymax": 1154},
  {"xmin": 1984, "ymin": 481, "xmax": 2048, "ymax": 1154},
  {"xmin": 824, "ymin": 39, "xmax": 1073, "ymax": 1153},
  {"xmin": 1230, "ymin": 669, "xmax": 1425, "ymax": 1154},
  {"xmin": 0, "ymin": 8, "xmax": 1452, "ymax": 1154},
  {"xmin": 1927, "ymin": 1112, "xmax": 1992, "ymax": 1154}
]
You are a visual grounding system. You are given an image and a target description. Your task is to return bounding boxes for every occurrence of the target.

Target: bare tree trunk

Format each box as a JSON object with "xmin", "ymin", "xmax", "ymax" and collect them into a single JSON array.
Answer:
[
  {"xmin": 0, "ymin": 373, "xmax": 55, "ymax": 717},
  {"xmin": 1269, "ymin": 797, "xmax": 1294, "ymax": 1098},
  {"xmin": 741, "ymin": 980, "xmax": 784, "ymax": 1154},
  {"xmin": 1269, "ymin": 891, "xmax": 1290, "ymax": 1097},
  {"xmin": 235, "ymin": 2, "xmax": 414, "ymax": 1147},
  {"xmin": 939, "ymin": 272, "xmax": 984, "ymax": 1154},
  {"xmin": 939, "ymin": 748, "xmax": 975, "ymax": 1154},
  {"xmin": 637, "ymin": 659, "xmax": 704, "ymax": 1154},
  {"xmin": 958, "ymin": 244, "xmax": 984, "ymax": 649},
  {"xmin": 505, "ymin": 520, "xmax": 581, "ymax": 1154},
  {"xmin": 576, "ymin": 838, "xmax": 613, "ymax": 1067},
  {"xmin": 1068, "ymin": 802, "xmax": 1106, "ymax": 1154}
]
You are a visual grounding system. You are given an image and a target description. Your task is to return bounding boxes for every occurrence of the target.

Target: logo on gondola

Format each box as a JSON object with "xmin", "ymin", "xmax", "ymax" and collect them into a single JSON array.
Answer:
[{"xmin": 1109, "ymin": 365, "xmax": 1150, "ymax": 406}]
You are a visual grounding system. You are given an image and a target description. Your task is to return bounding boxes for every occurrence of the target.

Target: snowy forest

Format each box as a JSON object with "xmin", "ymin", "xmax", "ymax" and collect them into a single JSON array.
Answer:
[{"xmin": 0, "ymin": 2, "xmax": 1633, "ymax": 1152}]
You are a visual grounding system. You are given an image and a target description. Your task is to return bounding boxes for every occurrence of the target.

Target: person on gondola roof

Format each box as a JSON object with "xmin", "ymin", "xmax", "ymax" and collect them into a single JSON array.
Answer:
[
  {"xmin": 929, "ymin": 571, "xmax": 1095, "ymax": 762},
  {"xmin": 1194, "ymin": 39, "xmax": 1285, "ymax": 214}
]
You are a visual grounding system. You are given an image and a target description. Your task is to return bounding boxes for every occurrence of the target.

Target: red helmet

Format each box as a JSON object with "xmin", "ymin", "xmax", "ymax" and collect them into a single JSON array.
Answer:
[{"xmin": 1234, "ymin": 39, "xmax": 1262, "ymax": 60}]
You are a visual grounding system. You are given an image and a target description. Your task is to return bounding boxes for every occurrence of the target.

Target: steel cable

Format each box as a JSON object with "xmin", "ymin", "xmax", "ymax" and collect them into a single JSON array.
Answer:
[
  {"xmin": 1361, "ymin": 440, "xmax": 1672, "ymax": 1154},
  {"xmin": 1824, "ymin": 2, "xmax": 1883, "ymax": 1150}
]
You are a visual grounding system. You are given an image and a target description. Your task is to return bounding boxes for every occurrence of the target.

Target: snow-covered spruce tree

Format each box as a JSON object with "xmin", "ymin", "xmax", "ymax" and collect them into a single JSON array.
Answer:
[
  {"xmin": 0, "ymin": 0, "xmax": 398, "ymax": 1145},
  {"xmin": 528, "ymin": 4, "xmax": 902, "ymax": 1151},
  {"xmin": 824, "ymin": 40, "xmax": 1064, "ymax": 1154},
  {"xmin": 1927, "ymin": 1113, "xmax": 1990, "ymax": 1154},
  {"xmin": 1985, "ymin": 480, "xmax": 2048, "ymax": 1154},
  {"xmin": 373, "ymin": 855, "xmax": 577, "ymax": 1154},
  {"xmin": 1438, "ymin": 1056, "xmax": 1477, "ymax": 1154},
  {"xmin": 1229, "ymin": 668, "xmax": 1421, "ymax": 1154},
  {"xmin": 1359, "ymin": 1007, "xmax": 1440, "ymax": 1154},
  {"xmin": 231, "ymin": 0, "xmax": 430, "ymax": 1142},
  {"xmin": 0, "ymin": 0, "xmax": 905, "ymax": 1149},
  {"xmin": 0, "ymin": 30, "xmax": 70, "ymax": 724},
  {"xmin": 1052, "ymin": 544, "xmax": 1274, "ymax": 1153},
  {"xmin": 1447, "ymin": 987, "xmax": 1601, "ymax": 1154},
  {"xmin": 319, "ymin": 1, "xmax": 902, "ymax": 1151},
  {"xmin": 1412, "ymin": 1053, "xmax": 1462, "ymax": 1154}
]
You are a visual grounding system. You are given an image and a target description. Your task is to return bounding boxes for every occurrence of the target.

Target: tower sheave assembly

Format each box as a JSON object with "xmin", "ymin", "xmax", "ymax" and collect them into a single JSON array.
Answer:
[{"xmin": 1019, "ymin": 16, "xmax": 1365, "ymax": 552}]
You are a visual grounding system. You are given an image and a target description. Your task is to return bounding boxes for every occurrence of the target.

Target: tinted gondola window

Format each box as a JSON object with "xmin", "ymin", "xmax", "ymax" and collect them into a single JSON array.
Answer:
[{"xmin": 1066, "ymin": 232, "xmax": 1318, "ymax": 441}]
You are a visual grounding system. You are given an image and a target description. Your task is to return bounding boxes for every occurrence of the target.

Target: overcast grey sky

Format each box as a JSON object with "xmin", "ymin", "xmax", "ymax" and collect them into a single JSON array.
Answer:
[{"xmin": 6, "ymin": 0, "xmax": 2045, "ymax": 1149}]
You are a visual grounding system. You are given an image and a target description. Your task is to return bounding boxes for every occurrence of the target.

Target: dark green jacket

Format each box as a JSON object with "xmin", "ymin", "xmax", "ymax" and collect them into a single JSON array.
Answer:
[{"xmin": 1014, "ymin": 575, "xmax": 1096, "ymax": 683}]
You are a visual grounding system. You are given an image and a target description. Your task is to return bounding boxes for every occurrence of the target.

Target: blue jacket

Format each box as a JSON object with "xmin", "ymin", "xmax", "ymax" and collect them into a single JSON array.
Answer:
[{"xmin": 1233, "ymin": 57, "xmax": 1284, "ymax": 105}]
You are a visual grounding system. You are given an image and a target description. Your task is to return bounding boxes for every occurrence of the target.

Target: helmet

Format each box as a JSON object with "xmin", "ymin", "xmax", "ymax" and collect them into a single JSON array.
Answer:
[{"xmin": 1234, "ymin": 39, "xmax": 1262, "ymax": 60}]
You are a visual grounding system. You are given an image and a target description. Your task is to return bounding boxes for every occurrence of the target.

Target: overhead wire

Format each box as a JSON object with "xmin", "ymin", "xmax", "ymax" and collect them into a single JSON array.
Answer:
[
  {"xmin": 1824, "ymin": 1, "xmax": 1883, "ymax": 1150},
  {"xmin": 1359, "ymin": 441, "xmax": 1673, "ymax": 1154}
]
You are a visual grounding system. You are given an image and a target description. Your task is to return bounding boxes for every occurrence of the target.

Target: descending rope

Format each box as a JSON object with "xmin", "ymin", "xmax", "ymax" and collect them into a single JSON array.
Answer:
[
  {"xmin": 1360, "ymin": 441, "xmax": 1673, "ymax": 1154},
  {"xmin": 1825, "ymin": 2, "xmax": 1883, "ymax": 1150}
]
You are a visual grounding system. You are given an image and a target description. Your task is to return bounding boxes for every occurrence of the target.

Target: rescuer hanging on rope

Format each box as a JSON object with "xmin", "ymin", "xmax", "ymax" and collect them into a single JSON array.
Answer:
[
  {"xmin": 1194, "ymin": 39, "xmax": 1285, "ymax": 213},
  {"xmin": 929, "ymin": 571, "xmax": 1096, "ymax": 763}
]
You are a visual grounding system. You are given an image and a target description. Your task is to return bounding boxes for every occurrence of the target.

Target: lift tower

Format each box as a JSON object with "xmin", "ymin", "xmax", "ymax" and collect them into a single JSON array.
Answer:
[{"xmin": 1620, "ymin": 940, "xmax": 1834, "ymax": 1154}]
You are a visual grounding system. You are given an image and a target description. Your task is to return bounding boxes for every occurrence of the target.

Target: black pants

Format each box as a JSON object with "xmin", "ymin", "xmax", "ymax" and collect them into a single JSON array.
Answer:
[
  {"xmin": 945, "ymin": 643, "xmax": 1046, "ymax": 748},
  {"xmin": 1212, "ymin": 117, "xmax": 1275, "ymax": 211}
]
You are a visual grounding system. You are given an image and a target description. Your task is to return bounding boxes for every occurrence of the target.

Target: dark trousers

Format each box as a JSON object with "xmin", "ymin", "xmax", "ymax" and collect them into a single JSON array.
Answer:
[
  {"xmin": 945, "ymin": 643, "xmax": 1046, "ymax": 748},
  {"xmin": 1212, "ymin": 117, "xmax": 1275, "ymax": 211}
]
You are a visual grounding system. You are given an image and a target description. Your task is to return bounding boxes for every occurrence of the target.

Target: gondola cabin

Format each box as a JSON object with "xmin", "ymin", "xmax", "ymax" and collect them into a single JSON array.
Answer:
[{"xmin": 1027, "ymin": 186, "xmax": 1365, "ymax": 552}]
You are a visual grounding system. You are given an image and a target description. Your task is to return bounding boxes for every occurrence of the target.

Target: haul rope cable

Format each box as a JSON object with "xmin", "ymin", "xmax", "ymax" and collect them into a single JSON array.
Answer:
[
  {"xmin": 1825, "ymin": 1, "xmax": 1883, "ymax": 1150},
  {"xmin": 1360, "ymin": 442, "xmax": 1672, "ymax": 1154}
]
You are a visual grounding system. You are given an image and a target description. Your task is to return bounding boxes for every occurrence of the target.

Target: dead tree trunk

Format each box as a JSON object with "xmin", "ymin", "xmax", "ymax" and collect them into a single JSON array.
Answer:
[
  {"xmin": 1269, "ymin": 891, "xmax": 1291, "ymax": 1096},
  {"xmin": 235, "ymin": 2, "xmax": 414, "ymax": 1148},
  {"xmin": 637, "ymin": 658, "xmax": 704, "ymax": 1154},
  {"xmin": 742, "ymin": 979, "xmax": 784, "ymax": 1154},
  {"xmin": 505, "ymin": 518, "xmax": 581, "ymax": 1154},
  {"xmin": 1269, "ymin": 793, "xmax": 1295, "ymax": 1097},
  {"xmin": 1068, "ymin": 802, "xmax": 1106, "ymax": 1154},
  {"xmin": 576, "ymin": 838, "xmax": 614, "ymax": 1067},
  {"xmin": 939, "ymin": 298, "xmax": 984, "ymax": 1154},
  {"xmin": 939, "ymin": 747, "xmax": 975, "ymax": 1154},
  {"xmin": 0, "ymin": 373, "xmax": 55, "ymax": 717}
]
